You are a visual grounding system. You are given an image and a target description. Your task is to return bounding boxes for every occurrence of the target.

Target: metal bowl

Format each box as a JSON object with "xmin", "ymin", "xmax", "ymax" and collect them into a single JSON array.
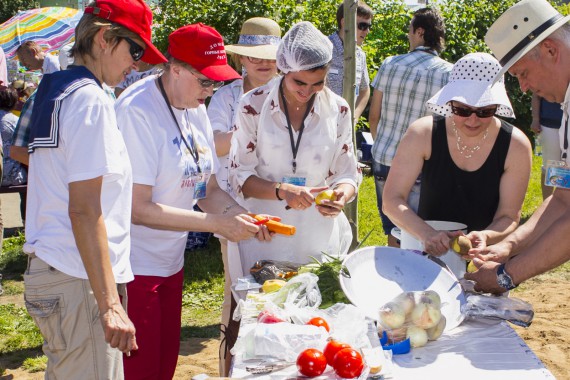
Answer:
[{"xmin": 339, "ymin": 246, "xmax": 466, "ymax": 331}]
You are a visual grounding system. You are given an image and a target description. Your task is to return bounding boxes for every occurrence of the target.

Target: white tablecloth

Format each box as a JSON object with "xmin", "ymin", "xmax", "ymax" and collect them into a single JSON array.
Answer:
[{"xmin": 231, "ymin": 318, "xmax": 554, "ymax": 379}]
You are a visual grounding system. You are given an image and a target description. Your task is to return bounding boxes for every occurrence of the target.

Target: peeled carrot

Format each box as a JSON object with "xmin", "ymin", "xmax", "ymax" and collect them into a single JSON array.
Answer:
[
  {"xmin": 250, "ymin": 214, "xmax": 296, "ymax": 235},
  {"xmin": 265, "ymin": 220, "xmax": 296, "ymax": 235}
]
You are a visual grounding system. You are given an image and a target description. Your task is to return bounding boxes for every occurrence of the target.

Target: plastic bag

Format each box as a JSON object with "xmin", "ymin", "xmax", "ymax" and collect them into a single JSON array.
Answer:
[
  {"xmin": 265, "ymin": 273, "xmax": 322, "ymax": 309},
  {"xmin": 461, "ymin": 293, "xmax": 534, "ymax": 327},
  {"xmin": 250, "ymin": 260, "xmax": 300, "ymax": 284},
  {"xmin": 377, "ymin": 291, "xmax": 446, "ymax": 348},
  {"xmin": 230, "ymin": 322, "xmax": 329, "ymax": 362},
  {"xmin": 232, "ymin": 273, "xmax": 322, "ymax": 322}
]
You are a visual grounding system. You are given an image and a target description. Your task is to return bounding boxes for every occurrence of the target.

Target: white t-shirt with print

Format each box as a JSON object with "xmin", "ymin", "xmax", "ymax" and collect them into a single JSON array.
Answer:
[
  {"xmin": 24, "ymin": 85, "xmax": 134, "ymax": 283},
  {"xmin": 116, "ymin": 75, "xmax": 219, "ymax": 277},
  {"xmin": 207, "ymin": 79, "xmax": 243, "ymax": 194}
]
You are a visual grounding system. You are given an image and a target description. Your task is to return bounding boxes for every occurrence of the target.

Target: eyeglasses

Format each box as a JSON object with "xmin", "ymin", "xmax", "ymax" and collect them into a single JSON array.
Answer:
[
  {"xmin": 451, "ymin": 104, "xmax": 497, "ymax": 118},
  {"xmin": 188, "ymin": 70, "xmax": 224, "ymax": 89},
  {"xmin": 357, "ymin": 22, "xmax": 372, "ymax": 31},
  {"xmin": 123, "ymin": 37, "xmax": 144, "ymax": 61},
  {"xmin": 246, "ymin": 56, "xmax": 276, "ymax": 64}
]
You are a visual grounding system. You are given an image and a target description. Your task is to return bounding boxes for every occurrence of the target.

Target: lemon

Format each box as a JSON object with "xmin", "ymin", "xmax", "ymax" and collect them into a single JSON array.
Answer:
[
  {"xmin": 315, "ymin": 189, "xmax": 335, "ymax": 205},
  {"xmin": 262, "ymin": 279, "xmax": 287, "ymax": 293}
]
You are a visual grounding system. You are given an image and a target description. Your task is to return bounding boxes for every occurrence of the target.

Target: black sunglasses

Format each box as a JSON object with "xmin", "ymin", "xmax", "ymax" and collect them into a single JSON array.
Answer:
[
  {"xmin": 188, "ymin": 70, "xmax": 225, "ymax": 89},
  {"xmin": 451, "ymin": 104, "xmax": 497, "ymax": 118},
  {"xmin": 123, "ymin": 37, "xmax": 144, "ymax": 61},
  {"xmin": 357, "ymin": 22, "xmax": 372, "ymax": 31}
]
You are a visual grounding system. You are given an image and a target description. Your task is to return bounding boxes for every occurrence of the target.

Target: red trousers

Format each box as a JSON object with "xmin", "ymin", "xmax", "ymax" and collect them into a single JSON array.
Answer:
[{"xmin": 123, "ymin": 269, "xmax": 184, "ymax": 380}]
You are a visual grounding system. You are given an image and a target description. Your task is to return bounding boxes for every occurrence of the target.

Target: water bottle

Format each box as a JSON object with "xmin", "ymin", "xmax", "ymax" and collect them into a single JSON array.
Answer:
[{"xmin": 534, "ymin": 134, "xmax": 542, "ymax": 156}]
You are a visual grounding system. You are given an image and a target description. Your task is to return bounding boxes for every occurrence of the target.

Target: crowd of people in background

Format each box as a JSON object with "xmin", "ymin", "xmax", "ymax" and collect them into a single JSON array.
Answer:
[{"xmin": 0, "ymin": 0, "xmax": 569, "ymax": 378}]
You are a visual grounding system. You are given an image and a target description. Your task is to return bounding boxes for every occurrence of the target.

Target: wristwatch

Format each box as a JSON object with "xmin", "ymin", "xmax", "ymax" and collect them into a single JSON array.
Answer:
[{"xmin": 496, "ymin": 263, "xmax": 517, "ymax": 290}]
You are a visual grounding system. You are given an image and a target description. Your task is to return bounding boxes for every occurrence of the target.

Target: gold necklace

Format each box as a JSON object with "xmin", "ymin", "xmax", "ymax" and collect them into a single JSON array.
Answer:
[{"xmin": 452, "ymin": 120, "xmax": 489, "ymax": 159}]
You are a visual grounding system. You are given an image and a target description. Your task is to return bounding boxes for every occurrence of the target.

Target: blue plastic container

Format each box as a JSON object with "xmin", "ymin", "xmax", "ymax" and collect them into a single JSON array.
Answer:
[{"xmin": 380, "ymin": 330, "xmax": 411, "ymax": 355}]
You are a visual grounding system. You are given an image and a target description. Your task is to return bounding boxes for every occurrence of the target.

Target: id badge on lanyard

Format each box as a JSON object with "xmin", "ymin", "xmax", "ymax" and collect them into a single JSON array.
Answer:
[
  {"xmin": 545, "ymin": 160, "xmax": 570, "ymax": 189},
  {"xmin": 193, "ymin": 173, "xmax": 208, "ymax": 199},
  {"xmin": 282, "ymin": 176, "xmax": 307, "ymax": 187}
]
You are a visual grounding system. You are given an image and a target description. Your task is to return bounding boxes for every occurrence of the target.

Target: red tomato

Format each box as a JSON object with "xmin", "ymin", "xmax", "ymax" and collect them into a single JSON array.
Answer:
[
  {"xmin": 307, "ymin": 317, "xmax": 330, "ymax": 332},
  {"xmin": 296, "ymin": 348, "xmax": 327, "ymax": 377},
  {"xmin": 323, "ymin": 340, "xmax": 351, "ymax": 366},
  {"xmin": 333, "ymin": 348, "xmax": 364, "ymax": 379}
]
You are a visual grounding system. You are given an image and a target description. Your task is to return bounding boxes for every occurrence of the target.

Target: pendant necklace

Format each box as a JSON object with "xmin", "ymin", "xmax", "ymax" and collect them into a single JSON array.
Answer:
[
  {"xmin": 282, "ymin": 89, "xmax": 301, "ymax": 111},
  {"xmin": 452, "ymin": 120, "xmax": 489, "ymax": 159}
]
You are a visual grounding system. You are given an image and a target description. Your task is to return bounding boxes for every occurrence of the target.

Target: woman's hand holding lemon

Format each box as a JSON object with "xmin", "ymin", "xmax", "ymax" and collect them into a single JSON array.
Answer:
[{"xmin": 313, "ymin": 188, "xmax": 346, "ymax": 217}]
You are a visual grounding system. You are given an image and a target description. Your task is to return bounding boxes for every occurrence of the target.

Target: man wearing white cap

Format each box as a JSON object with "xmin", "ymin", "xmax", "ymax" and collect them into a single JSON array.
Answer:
[{"xmin": 465, "ymin": 0, "xmax": 570, "ymax": 293}]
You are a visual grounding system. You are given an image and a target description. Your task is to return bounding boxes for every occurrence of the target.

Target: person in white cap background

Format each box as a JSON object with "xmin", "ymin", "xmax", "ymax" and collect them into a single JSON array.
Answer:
[
  {"xmin": 383, "ymin": 52, "xmax": 531, "ymax": 265},
  {"xmin": 206, "ymin": 16, "xmax": 280, "ymax": 376},
  {"xmin": 465, "ymin": 0, "xmax": 570, "ymax": 293},
  {"xmin": 229, "ymin": 21, "xmax": 361, "ymax": 279}
]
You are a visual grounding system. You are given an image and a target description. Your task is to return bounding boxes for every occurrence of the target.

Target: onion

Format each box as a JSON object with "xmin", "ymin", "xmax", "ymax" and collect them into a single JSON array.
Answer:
[
  {"xmin": 392, "ymin": 292, "xmax": 416, "ymax": 316},
  {"xmin": 407, "ymin": 326, "xmax": 428, "ymax": 348},
  {"xmin": 411, "ymin": 302, "xmax": 441, "ymax": 329},
  {"xmin": 386, "ymin": 327, "xmax": 408, "ymax": 344},
  {"xmin": 419, "ymin": 290, "xmax": 441, "ymax": 308},
  {"xmin": 379, "ymin": 301, "xmax": 406, "ymax": 329},
  {"xmin": 426, "ymin": 315, "xmax": 446, "ymax": 341}
]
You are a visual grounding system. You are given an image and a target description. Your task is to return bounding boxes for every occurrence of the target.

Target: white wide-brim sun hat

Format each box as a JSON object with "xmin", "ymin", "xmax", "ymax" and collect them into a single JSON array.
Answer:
[
  {"xmin": 426, "ymin": 52, "xmax": 515, "ymax": 118},
  {"xmin": 224, "ymin": 17, "xmax": 281, "ymax": 60},
  {"xmin": 485, "ymin": 0, "xmax": 570, "ymax": 78}
]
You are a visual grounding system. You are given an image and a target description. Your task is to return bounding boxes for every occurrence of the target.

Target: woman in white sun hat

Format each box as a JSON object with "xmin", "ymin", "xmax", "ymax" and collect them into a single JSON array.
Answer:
[
  {"xmin": 205, "ymin": 18, "xmax": 281, "ymax": 375},
  {"xmin": 383, "ymin": 52, "xmax": 532, "ymax": 262}
]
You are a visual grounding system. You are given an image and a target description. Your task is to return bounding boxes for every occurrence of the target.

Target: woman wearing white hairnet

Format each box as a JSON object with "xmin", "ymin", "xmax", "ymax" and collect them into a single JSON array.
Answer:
[{"xmin": 229, "ymin": 21, "xmax": 361, "ymax": 275}]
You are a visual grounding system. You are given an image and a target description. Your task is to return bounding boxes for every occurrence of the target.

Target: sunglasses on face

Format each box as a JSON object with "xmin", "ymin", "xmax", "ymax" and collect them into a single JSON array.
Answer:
[
  {"xmin": 357, "ymin": 22, "xmax": 372, "ymax": 31},
  {"xmin": 123, "ymin": 37, "xmax": 144, "ymax": 61},
  {"xmin": 188, "ymin": 70, "xmax": 224, "ymax": 89},
  {"xmin": 451, "ymin": 104, "xmax": 497, "ymax": 118}
]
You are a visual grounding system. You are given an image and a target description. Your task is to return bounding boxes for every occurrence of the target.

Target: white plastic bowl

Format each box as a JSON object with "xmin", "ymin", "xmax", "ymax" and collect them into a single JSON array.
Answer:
[{"xmin": 339, "ymin": 246, "xmax": 466, "ymax": 331}]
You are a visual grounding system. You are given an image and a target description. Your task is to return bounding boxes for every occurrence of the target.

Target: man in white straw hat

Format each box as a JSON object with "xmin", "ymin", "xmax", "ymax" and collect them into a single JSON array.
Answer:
[
  {"xmin": 464, "ymin": 0, "xmax": 570, "ymax": 293},
  {"xmin": 327, "ymin": 1, "xmax": 374, "ymax": 121}
]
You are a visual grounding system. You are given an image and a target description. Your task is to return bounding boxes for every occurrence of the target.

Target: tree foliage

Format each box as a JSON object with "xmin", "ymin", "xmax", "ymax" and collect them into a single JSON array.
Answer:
[
  {"xmin": 0, "ymin": 0, "xmax": 37, "ymax": 24},
  {"xmin": 153, "ymin": 0, "xmax": 569, "ymax": 133}
]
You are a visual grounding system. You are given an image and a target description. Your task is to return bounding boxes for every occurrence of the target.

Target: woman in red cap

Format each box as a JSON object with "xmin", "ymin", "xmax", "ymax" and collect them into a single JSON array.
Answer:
[
  {"xmin": 115, "ymin": 23, "xmax": 268, "ymax": 380},
  {"xmin": 22, "ymin": 0, "xmax": 167, "ymax": 378}
]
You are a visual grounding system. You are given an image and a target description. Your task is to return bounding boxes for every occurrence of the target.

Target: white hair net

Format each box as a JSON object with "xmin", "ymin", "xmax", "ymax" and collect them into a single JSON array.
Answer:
[{"xmin": 277, "ymin": 21, "xmax": 333, "ymax": 74}]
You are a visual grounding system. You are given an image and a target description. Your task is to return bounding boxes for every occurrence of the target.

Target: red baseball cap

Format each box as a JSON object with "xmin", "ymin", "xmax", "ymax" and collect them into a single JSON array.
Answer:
[
  {"xmin": 168, "ymin": 23, "xmax": 241, "ymax": 81},
  {"xmin": 84, "ymin": 0, "xmax": 167, "ymax": 65}
]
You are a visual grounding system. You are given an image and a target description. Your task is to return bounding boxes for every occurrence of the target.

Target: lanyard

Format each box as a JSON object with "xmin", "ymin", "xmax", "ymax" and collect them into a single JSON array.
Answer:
[
  {"xmin": 563, "ymin": 116, "xmax": 569, "ymax": 161},
  {"xmin": 279, "ymin": 80, "xmax": 315, "ymax": 174},
  {"xmin": 157, "ymin": 75, "xmax": 201, "ymax": 173}
]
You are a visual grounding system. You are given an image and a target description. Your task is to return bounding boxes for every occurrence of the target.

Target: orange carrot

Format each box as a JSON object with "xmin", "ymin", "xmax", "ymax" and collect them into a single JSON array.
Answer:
[
  {"xmin": 249, "ymin": 214, "xmax": 296, "ymax": 235},
  {"xmin": 264, "ymin": 220, "xmax": 296, "ymax": 235}
]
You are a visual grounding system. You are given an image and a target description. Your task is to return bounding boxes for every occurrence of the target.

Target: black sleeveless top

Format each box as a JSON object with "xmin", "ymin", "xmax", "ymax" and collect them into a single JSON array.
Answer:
[{"xmin": 417, "ymin": 115, "xmax": 513, "ymax": 231}]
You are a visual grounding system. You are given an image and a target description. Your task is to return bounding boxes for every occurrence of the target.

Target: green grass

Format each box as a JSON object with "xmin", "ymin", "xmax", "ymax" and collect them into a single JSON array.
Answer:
[{"xmin": 0, "ymin": 155, "xmax": 556, "ymax": 375}]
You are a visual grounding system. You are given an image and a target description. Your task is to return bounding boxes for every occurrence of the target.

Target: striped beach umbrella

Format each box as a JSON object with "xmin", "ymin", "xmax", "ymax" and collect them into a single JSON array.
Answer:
[{"xmin": 0, "ymin": 7, "xmax": 83, "ymax": 60}]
